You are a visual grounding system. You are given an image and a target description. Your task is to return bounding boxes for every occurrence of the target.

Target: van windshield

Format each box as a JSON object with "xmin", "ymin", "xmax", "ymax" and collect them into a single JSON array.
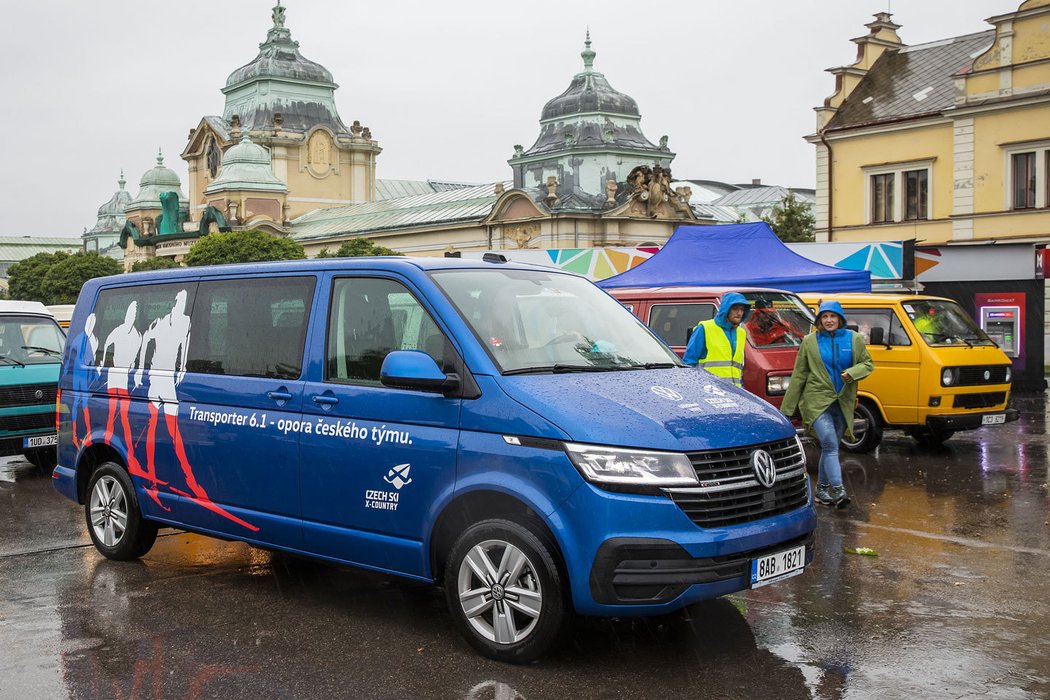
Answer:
[
  {"xmin": 741, "ymin": 292, "xmax": 815, "ymax": 349},
  {"xmin": 902, "ymin": 299, "xmax": 995, "ymax": 347},
  {"xmin": 0, "ymin": 315, "xmax": 66, "ymax": 365},
  {"xmin": 430, "ymin": 269, "xmax": 682, "ymax": 373}
]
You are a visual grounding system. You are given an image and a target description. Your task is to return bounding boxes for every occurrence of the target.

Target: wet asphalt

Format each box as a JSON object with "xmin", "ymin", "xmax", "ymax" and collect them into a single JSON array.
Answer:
[{"xmin": 1, "ymin": 395, "xmax": 1048, "ymax": 699}]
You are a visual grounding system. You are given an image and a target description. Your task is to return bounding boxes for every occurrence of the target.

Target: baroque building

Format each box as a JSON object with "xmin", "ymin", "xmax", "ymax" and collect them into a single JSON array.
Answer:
[
  {"xmin": 291, "ymin": 31, "xmax": 703, "ymax": 257},
  {"xmin": 118, "ymin": 4, "xmax": 703, "ymax": 267},
  {"xmin": 806, "ymin": 0, "xmax": 1050, "ymax": 385},
  {"xmin": 120, "ymin": 3, "xmax": 379, "ymax": 268}
]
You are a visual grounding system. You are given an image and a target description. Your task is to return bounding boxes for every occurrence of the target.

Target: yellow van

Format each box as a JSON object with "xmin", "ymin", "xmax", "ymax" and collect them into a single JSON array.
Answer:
[{"xmin": 799, "ymin": 293, "xmax": 1017, "ymax": 452}]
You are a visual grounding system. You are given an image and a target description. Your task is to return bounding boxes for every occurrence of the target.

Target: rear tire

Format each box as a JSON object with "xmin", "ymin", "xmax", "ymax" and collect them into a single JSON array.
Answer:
[
  {"xmin": 841, "ymin": 401, "xmax": 883, "ymax": 454},
  {"xmin": 444, "ymin": 518, "xmax": 571, "ymax": 664},
  {"xmin": 85, "ymin": 462, "xmax": 158, "ymax": 561}
]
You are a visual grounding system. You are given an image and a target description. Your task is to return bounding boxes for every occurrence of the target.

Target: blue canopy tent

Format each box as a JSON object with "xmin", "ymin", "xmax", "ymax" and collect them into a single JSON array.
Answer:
[{"xmin": 597, "ymin": 223, "xmax": 871, "ymax": 292}]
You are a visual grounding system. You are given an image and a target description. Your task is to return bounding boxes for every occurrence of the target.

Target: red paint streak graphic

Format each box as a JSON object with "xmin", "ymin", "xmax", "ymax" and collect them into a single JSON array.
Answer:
[{"xmin": 161, "ymin": 411, "xmax": 259, "ymax": 532}]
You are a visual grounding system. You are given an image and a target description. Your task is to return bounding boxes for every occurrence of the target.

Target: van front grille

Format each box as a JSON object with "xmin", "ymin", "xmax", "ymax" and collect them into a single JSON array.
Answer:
[
  {"xmin": 956, "ymin": 366, "xmax": 1010, "ymax": 386},
  {"xmin": 954, "ymin": 392, "xmax": 1007, "ymax": 409},
  {"xmin": 668, "ymin": 437, "xmax": 809, "ymax": 528},
  {"xmin": 0, "ymin": 383, "xmax": 57, "ymax": 408}
]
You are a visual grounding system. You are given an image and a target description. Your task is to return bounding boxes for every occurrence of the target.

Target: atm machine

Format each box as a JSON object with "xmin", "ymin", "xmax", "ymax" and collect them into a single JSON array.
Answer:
[{"xmin": 980, "ymin": 306, "xmax": 1020, "ymax": 357}]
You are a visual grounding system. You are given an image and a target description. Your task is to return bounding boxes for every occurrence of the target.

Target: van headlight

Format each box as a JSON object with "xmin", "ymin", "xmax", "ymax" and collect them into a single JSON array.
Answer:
[
  {"xmin": 564, "ymin": 443, "xmax": 698, "ymax": 486},
  {"xmin": 941, "ymin": 367, "xmax": 957, "ymax": 386},
  {"xmin": 1004, "ymin": 367, "xmax": 1011, "ymax": 383},
  {"xmin": 767, "ymin": 375, "xmax": 791, "ymax": 395}
]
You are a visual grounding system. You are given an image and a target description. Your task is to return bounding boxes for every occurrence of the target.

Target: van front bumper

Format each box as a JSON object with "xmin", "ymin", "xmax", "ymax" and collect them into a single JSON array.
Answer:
[
  {"xmin": 554, "ymin": 480, "xmax": 816, "ymax": 616},
  {"xmin": 589, "ymin": 532, "xmax": 814, "ymax": 605},
  {"xmin": 927, "ymin": 408, "xmax": 1018, "ymax": 431}
]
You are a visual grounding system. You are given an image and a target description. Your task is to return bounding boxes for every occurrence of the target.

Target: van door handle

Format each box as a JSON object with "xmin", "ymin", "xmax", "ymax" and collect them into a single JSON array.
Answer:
[
  {"xmin": 312, "ymin": 395, "xmax": 339, "ymax": 406},
  {"xmin": 267, "ymin": 390, "xmax": 293, "ymax": 401}
]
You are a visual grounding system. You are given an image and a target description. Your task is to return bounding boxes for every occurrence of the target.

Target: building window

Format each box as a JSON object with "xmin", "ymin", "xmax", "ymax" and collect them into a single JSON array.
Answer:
[
  {"xmin": 904, "ymin": 169, "xmax": 928, "ymax": 220},
  {"xmin": 1012, "ymin": 152, "xmax": 1036, "ymax": 209},
  {"xmin": 864, "ymin": 161, "xmax": 933, "ymax": 225},
  {"xmin": 1004, "ymin": 142, "xmax": 1050, "ymax": 211},
  {"xmin": 871, "ymin": 173, "xmax": 895, "ymax": 223}
]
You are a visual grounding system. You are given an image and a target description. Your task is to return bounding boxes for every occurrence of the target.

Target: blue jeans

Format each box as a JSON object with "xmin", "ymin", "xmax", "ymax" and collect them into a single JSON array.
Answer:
[{"xmin": 812, "ymin": 403, "xmax": 847, "ymax": 488}]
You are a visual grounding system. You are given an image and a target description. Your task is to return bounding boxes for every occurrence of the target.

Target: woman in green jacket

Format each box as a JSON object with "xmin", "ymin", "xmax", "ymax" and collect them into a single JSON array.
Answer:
[{"xmin": 781, "ymin": 300, "xmax": 874, "ymax": 507}]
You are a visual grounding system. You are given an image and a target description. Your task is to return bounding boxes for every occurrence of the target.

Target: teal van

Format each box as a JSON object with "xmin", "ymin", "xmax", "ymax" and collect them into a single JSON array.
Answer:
[{"xmin": 0, "ymin": 301, "xmax": 66, "ymax": 472}]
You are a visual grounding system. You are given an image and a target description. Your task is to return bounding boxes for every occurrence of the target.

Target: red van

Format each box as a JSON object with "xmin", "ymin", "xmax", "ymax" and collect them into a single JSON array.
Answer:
[{"xmin": 608, "ymin": 286, "xmax": 815, "ymax": 408}]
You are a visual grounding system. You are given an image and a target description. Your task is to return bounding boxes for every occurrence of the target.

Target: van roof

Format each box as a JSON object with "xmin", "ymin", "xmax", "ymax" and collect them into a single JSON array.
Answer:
[
  {"xmin": 89, "ymin": 256, "xmax": 563, "ymax": 286},
  {"xmin": 797, "ymin": 292, "xmax": 952, "ymax": 305},
  {"xmin": 0, "ymin": 300, "xmax": 52, "ymax": 317}
]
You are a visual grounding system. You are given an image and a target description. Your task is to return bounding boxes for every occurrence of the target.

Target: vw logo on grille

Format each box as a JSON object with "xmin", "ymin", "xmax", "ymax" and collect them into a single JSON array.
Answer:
[
  {"xmin": 751, "ymin": 449, "xmax": 777, "ymax": 489},
  {"xmin": 34, "ymin": 389, "xmax": 44, "ymax": 400},
  {"xmin": 983, "ymin": 370, "xmax": 991, "ymax": 381}
]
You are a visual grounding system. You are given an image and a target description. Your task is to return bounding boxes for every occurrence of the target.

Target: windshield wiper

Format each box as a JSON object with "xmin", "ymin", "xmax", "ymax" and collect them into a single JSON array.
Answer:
[
  {"xmin": 21, "ymin": 345, "xmax": 61, "ymax": 357},
  {"xmin": 622, "ymin": 362, "xmax": 678, "ymax": 370},
  {"xmin": 0, "ymin": 355, "xmax": 26, "ymax": 367},
  {"xmin": 503, "ymin": 364, "xmax": 620, "ymax": 375}
]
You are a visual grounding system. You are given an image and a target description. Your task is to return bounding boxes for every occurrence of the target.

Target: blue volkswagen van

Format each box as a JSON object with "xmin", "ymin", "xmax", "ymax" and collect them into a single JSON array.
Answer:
[
  {"xmin": 54, "ymin": 257, "xmax": 815, "ymax": 662},
  {"xmin": 0, "ymin": 300, "xmax": 66, "ymax": 472}
]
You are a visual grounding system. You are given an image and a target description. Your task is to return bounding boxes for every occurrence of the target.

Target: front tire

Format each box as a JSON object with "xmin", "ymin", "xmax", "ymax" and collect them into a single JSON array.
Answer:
[
  {"xmin": 85, "ymin": 462, "xmax": 158, "ymax": 561},
  {"xmin": 444, "ymin": 518, "xmax": 571, "ymax": 664},
  {"xmin": 841, "ymin": 401, "xmax": 883, "ymax": 454}
]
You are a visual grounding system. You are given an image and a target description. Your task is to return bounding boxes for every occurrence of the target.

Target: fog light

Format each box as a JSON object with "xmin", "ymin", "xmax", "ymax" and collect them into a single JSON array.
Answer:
[{"xmin": 929, "ymin": 396, "xmax": 941, "ymax": 407}]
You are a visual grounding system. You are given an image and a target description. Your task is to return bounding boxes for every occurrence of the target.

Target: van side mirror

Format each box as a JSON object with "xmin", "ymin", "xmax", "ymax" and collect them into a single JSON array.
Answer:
[
  {"xmin": 869, "ymin": 326, "xmax": 886, "ymax": 346},
  {"xmin": 381, "ymin": 350, "xmax": 460, "ymax": 394}
]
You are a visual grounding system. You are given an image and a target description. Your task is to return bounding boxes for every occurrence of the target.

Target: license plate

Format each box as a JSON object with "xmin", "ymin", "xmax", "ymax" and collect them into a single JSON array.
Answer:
[
  {"xmin": 23, "ymin": 434, "xmax": 57, "ymax": 449},
  {"xmin": 982, "ymin": 414, "xmax": 1006, "ymax": 425},
  {"xmin": 751, "ymin": 545, "xmax": 806, "ymax": 588}
]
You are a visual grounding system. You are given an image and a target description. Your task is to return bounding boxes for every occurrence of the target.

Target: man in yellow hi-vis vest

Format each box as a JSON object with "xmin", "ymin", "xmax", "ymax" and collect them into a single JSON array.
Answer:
[{"xmin": 683, "ymin": 292, "xmax": 752, "ymax": 387}]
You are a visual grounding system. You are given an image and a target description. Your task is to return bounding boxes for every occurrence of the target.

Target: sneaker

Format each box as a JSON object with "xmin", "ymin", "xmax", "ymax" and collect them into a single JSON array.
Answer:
[
  {"xmin": 814, "ymin": 483, "xmax": 833, "ymax": 505},
  {"xmin": 829, "ymin": 485, "xmax": 850, "ymax": 508}
]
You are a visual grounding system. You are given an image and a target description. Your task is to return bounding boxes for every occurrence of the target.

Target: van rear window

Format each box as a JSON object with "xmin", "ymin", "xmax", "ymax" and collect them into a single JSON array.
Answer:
[{"xmin": 647, "ymin": 303, "xmax": 716, "ymax": 347}]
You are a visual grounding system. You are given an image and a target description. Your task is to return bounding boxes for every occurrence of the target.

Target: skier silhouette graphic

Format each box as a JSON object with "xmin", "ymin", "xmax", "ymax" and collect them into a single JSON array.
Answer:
[
  {"xmin": 69, "ymin": 313, "xmax": 101, "ymax": 450},
  {"xmin": 101, "ymin": 301, "xmax": 164, "ymax": 507},
  {"xmin": 135, "ymin": 290, "xmax": 258, "ymax": 532}
]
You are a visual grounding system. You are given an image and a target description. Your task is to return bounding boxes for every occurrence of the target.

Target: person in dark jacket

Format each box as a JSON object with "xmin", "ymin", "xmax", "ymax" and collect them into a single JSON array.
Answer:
[
  {"xmin": 781, "ymin": 300, "xmax": 874, "ymax": 507},
  {"xmin": 683, "ymin": 292, "xmax": 751, "ymax": 387}
]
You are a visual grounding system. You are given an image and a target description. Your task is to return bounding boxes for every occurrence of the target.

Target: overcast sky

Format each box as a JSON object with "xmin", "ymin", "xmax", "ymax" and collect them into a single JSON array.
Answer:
[{"xmin": 2, "ymin": 0, "xmax": 1007, "ymax": 238}]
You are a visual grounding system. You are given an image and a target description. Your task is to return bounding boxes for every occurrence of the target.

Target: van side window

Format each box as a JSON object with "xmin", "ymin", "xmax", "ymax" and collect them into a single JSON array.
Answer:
[
  {"xmin": 93, "ymin": 284, "xmax": 196, "ymax": 369},
  {"xmin": 326, "ymin": 278, "xmax": 446, "ymax": 384},
  {"xmin": 186, "ymin": 277, "xmax": 316, "ymax": 379},
  {"xmin": 647, "ymin": 303, "xmax": 716, "ymax": 346},
  {"xmin": 849, "ymin": 308, "xmax": 911, "ymax": 347}
]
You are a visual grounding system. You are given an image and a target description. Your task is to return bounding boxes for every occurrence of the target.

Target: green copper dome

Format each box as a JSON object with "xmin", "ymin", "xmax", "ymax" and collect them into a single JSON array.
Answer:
[
  {"xmin": 221, "ymin": 3, "xmax": 349, "ymax": 135},
  {"xmin": 126, "ymin": 151, "xmax": 186, "ymax": 211},
  {"xmin": 205, "ymin": 134, "xmax": 287, "ymax": 194}
]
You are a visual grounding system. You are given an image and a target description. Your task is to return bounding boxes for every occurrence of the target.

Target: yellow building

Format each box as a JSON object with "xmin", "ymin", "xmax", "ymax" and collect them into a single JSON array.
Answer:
[
  {"xmin": 808, "ymin": 1, "xmax": 1050, "ymax": 384},
  {"xmin": 807, "ymin": 0, "xmax": 1050, "ymax": 246}
]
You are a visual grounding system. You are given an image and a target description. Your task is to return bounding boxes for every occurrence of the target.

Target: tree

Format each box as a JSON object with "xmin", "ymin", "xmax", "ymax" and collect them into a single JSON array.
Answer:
[
  {"xmin": 184, "ymin": 229, "xmax": 306, "ymax": 267},
  {"xmin": 7, "ymin": 251, "xmax": 71, "ymax": 302},
  {"xmin": 762, "ymin": 192, "xmax": 815, "ymax": 243},
  {"xmin": 131, "ymin": 257, "xmax": 181, "ymax": 272},
  {"xmin": 39, "ymin": 252, "xmax": 123, "ymax": 304},
  {"xmin": 316, "ymin": 238, "xmax": 402, "ymax": 258}
]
